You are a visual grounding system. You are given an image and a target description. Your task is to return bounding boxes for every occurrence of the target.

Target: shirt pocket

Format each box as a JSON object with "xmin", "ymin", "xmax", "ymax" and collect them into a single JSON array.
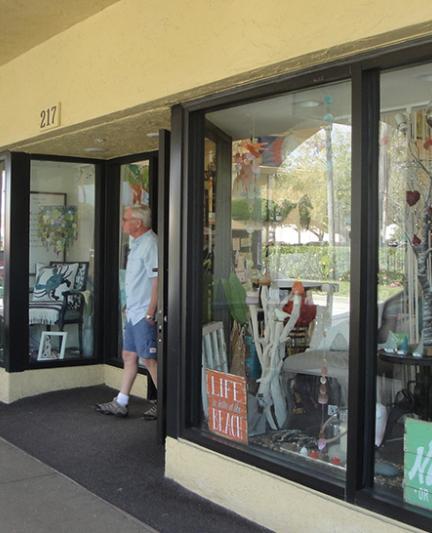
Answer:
[{"xmin": 125, "ymin": 256, "xmax": 143, "ymax": 285}]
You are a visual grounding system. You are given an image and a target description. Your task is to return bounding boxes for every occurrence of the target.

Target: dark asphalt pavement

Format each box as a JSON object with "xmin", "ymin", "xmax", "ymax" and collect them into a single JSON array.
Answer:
[{"xmin": 0, "ymin": 385, "xmax": 271, "ymax": 533}]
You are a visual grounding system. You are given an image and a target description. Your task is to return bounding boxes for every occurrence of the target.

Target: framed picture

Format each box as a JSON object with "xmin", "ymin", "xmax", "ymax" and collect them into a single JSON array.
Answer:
[
  {"xmin": 37, "ymin": 331, "xmax": 68, "ymax": 361},
  {"xmin": 30, "ymin": 191, "xmax": 67, "ymax": 275}
]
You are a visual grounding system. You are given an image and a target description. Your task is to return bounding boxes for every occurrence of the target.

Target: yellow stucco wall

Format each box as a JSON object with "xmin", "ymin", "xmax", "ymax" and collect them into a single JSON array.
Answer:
[
  {"xmin": 1, "ymin": 0, "xmax": 432, "ymax": 148},
  {"xmin": 0, "ymin": 365, "xmax": 104, "ymax": 403},
  {"xmin": 0, "ymin": 364, "xmax": 147, "ymax": 403},
  {"xmin": 166, "ymin": 438, "xmax": 422, "ymax": 533}
]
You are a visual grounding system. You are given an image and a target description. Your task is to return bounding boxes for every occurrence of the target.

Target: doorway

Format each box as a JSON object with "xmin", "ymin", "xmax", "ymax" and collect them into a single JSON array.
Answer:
[
  {"xmin": 1, "ymin": 129, "xmax": 170, "ymax": 443},
  {"xmin": 103, "ymin": 131, "xmax": 170, "ymax": 442}
]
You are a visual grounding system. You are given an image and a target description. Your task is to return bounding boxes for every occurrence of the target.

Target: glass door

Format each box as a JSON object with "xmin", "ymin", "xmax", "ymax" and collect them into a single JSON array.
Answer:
[{"xmin": 118, "ymin": 159, "xmax": 152, "ymax": 359}]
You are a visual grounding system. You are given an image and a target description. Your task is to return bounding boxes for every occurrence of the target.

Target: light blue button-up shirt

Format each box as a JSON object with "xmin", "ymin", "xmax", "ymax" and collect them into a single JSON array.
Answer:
[{"xmin": 125, "ymin": 230, "xmax": 158, "ymax": 325}]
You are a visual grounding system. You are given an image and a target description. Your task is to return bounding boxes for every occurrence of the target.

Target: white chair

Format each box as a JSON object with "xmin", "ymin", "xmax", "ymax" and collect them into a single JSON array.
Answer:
[{"xmin": 202, "ymin": 321, "xmax": 228, "ymax": 417}]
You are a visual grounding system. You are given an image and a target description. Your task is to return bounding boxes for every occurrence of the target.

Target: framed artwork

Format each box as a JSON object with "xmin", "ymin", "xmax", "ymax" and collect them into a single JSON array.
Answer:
[
  {"xmin": 29, "ymin": 191, "xmax": 67, "ymax": 275},
  {"xmin": 37, "ymin": 331, "xmax": 68, "ymax": 361}
]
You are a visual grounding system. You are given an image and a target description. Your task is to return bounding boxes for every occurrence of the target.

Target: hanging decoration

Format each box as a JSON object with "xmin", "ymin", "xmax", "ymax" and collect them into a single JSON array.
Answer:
[
  {"xmin": 37, "ymin": 206, "xmax": 78, "ymax": 255},
  {"xmin": 124, "ymin": 163, "xmax": 149, "ymax": 204},
  {"xmin": 233, "ymin": 140, "xmax": 264, "ymax": 193}
]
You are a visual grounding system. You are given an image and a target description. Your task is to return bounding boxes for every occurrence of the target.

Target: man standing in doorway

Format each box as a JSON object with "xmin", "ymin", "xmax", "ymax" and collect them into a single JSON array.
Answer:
[{"xmin": 96, "ymin": 204, "xmax": 158, "ymax": 420}]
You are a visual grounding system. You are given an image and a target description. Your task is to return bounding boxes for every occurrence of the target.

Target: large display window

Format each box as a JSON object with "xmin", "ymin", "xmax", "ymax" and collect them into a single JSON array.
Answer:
[
  {"xmin": 171, "ymin": 45, "xmax": 432, "ymax": 532},
  {"xmin": 375, "ymin": 63, "xmax": 432, "ymax": 510},
  {"xmin": 201, "ymin": 81, "xmax": 352, "ymax": 481}
]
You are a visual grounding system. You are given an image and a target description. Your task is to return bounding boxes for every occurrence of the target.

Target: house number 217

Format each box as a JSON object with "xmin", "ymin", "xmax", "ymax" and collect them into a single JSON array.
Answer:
[{"xmin": 39, "ymin": 103, "xmax": 61, "ymax": 130}]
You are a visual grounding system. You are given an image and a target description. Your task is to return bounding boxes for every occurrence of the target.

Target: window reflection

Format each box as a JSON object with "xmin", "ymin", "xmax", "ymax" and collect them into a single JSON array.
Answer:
[
  {"xmin": 376, "ymin": 64, "xmax": 432, "ymax": 509},
  {"xmin": 28, "ymin": 161, "xmax": 95, "ymax": 362},
  {"xmin": 118, "ymin": 160, "xmax": 150, "ymax": 359},
  {"xmin": 202, "ymin": 81, "xmax": 351, "ymax": 480}
]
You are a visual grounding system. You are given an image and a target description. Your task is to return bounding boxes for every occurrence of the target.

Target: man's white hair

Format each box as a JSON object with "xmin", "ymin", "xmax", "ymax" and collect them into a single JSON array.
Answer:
[{"xmin": 127, "ymin": 205, "xmax": 152, "ymax": 228}]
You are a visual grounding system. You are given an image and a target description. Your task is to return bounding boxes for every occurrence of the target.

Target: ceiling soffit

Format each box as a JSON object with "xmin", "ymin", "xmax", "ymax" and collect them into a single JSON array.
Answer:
[{"xmin": 9, "ymin": 107, "xmax": 171, "ymax": 159}]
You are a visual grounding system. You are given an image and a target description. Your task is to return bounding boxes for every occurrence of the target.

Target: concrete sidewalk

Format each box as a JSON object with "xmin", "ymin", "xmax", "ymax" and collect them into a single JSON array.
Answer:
[{"xmin": 0, "ymin": 437, "xmax": 156, "ymax": 533}]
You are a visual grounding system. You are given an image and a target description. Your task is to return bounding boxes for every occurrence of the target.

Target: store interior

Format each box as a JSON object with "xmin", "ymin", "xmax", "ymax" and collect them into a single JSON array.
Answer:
[{"xmin": 201, "ymin": 63, "xmax": 432, "ymax": 500}]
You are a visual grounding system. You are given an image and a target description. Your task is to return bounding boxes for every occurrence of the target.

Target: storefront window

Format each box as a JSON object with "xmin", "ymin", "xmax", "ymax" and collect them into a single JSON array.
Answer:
[
  {"xmin": 28, "ymin": 160, "xmax": 95, "ymax": 362},
  {"xmin": 376, "ymin": 64, "xmax": 432, "ymax": 512},
  {"xmin": 118, "ymin": 160, "xmax": 150, "ymax": 358},
  {"xmin": 0, "ymin": 160, "xmax": 5, "ymax": 365},
  {"xmin": 201, "ymin": 81, "xmax": 351, "ymax": 480}
]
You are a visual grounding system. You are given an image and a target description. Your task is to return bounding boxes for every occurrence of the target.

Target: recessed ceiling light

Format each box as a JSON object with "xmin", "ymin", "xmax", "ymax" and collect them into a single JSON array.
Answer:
[
  {"xmin": 83, "ymin": 147, "xmax": 106, "ymax": 153},
  {"xmin": 146, "ymin": 132, "xmax": 159, "ymax": 138},
  {"xmin": 298, "ymin": 100, "xmax": 321, "ymax": 108}
]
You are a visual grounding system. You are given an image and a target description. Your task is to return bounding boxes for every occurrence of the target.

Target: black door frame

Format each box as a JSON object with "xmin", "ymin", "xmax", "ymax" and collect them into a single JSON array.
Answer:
[
  {"xmin": 1, "ymin": 152, "xmax": 30, "ymax": 372},
  {"xmin": 1, "ymin": 152, "xmax": 106, "ymax": 372},
  {"xmin": 157, "ymin": 129, "xmax": 171, "ymax": 443},
  {"xmin": 103, "ymin": 151, "xmax": 159, "ymax": 398}
]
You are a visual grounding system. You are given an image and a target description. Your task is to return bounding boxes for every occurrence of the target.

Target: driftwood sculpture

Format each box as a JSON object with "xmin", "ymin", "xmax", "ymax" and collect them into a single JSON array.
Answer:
[{"xmin": 247, "ymin": 284, "xmax": 302, "ymax": 429}]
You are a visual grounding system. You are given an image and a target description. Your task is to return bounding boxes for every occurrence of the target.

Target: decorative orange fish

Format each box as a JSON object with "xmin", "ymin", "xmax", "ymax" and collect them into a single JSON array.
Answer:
[{"xmin": 242, "ymin": 140, "xmax": 267, "ymax": 158}]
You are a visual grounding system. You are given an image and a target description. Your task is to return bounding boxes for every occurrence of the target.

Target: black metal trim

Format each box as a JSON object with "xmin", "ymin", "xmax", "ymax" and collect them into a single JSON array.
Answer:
[
  {"xmin": 0, "ymin": 153, "xmax": 8, "ymax": 369},
  {"xmin": 30, "ymin": 153, "xmax": 104, "ymax": 165},
  {"xmin": 102, "ymin": 160, "xmax": 121, "ymax": 361},
  {"xmin": 204, "ymin": 119, "xmax": 233, "ymax": 144},
  {"xmin": 165, "ymin": 105, "xmax": 186, "ymax": 438},
  {"xmin": 4, "ymin": 152, "xmax": 30, "ymax": 372},
  {"xmin": 93, "ymin": 162, "xmax": 105, "ymax": 363},
  {"xmin": 156, "ymin": 129, "xmax": 171, "ymax": 443},
  {"xmin": 149, "ymin": 155, "xmax": 158, "ymax": 233},
  {"xmin": 184, "ymin": 112, "xmax": 205, "ymax": 428},
  {"xmin": 186, "ymin": 65, "xmax": 351, "ymax": 115},
  {"xmin": 108, "ymin": 151, "xmax": 158, "ymax": 165},
  {"xmin": 356, "ymin": 36, "xmax": 432, "ymax": 71},
  {"xmin": 346, "ymin": 67, "xmax": 380, "ymax": 499}
]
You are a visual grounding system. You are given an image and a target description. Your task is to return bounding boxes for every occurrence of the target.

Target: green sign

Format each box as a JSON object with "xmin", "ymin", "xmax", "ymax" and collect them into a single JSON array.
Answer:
[{"xmin": 404, "ymin": 418, "xmax": 432, "ymax": 510}]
